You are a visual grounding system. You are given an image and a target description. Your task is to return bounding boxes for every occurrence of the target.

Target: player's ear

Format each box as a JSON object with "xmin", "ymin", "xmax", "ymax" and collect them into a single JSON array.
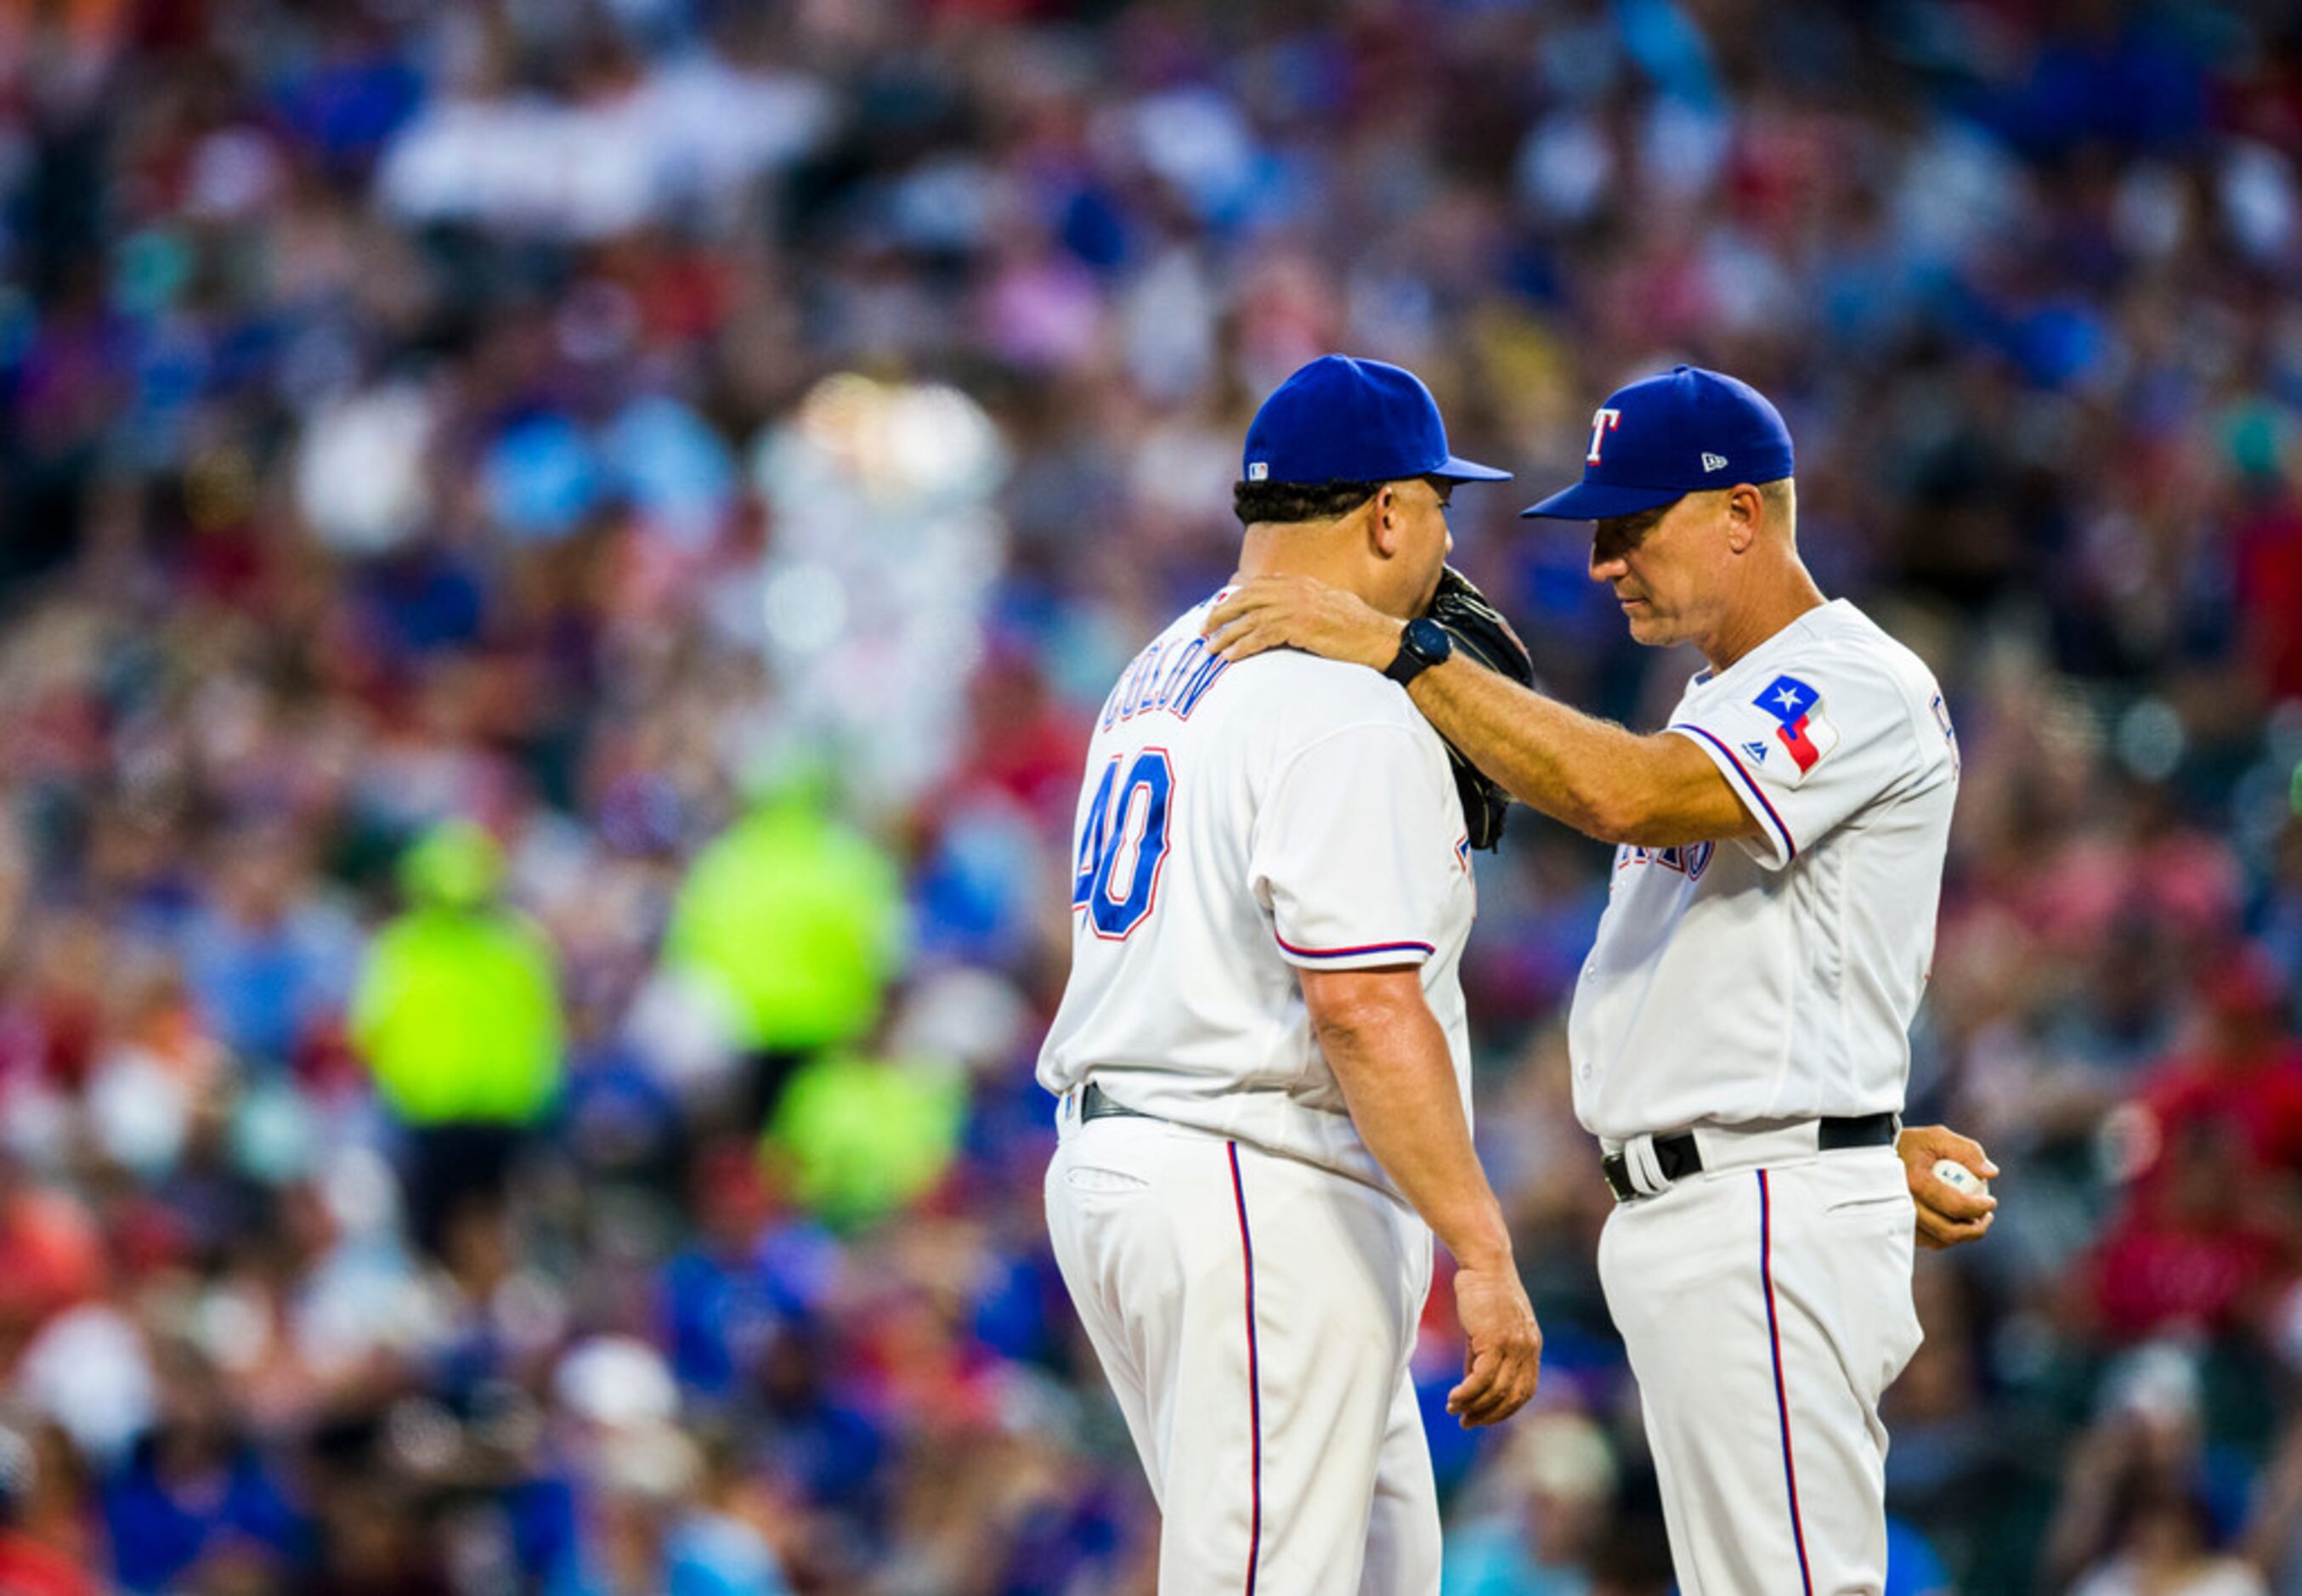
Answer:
[
  {"xmin": 1371, "ymin": 484, "xmax": 1403, "ymax": 557},
  {"xmin": 1722, "ymin": 485, "xmax": 1760, "ymax": 554}
]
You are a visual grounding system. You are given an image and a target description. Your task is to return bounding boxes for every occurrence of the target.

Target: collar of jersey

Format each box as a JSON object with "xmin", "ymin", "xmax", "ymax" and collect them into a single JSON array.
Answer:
[{"xmin": 1688, "ymin": 597, "xmax": 1851, "ymax": 689}]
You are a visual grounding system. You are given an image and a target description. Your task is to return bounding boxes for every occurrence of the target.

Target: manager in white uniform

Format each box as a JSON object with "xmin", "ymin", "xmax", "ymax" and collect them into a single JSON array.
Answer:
[
  {"xmin": 1040, "ymin": 356, "xmax": 1542, "ymax": 1593},
  {"xmin": 1207, "ymin": 365, "xmax": 1999, "ymax": 1596}
]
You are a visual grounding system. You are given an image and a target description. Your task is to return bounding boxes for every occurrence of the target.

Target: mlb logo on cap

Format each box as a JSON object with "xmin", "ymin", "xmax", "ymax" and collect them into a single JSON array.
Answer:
[{"xmin": 1522, "ymin": 365, "xmax": 1795, "ymax": 521}]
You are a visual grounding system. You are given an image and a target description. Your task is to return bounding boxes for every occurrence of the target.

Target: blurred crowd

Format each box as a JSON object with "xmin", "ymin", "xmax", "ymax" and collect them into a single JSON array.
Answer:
[{"xmin": 0, "ymin": 0, "xmax": 2300, "ymax": 1590}]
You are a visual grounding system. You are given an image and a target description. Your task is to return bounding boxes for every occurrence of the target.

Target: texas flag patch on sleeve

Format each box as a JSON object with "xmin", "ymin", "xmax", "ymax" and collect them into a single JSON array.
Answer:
[{"xmin": 1753, "ymin": 675, "xmax": 1840, "ymax": 780}]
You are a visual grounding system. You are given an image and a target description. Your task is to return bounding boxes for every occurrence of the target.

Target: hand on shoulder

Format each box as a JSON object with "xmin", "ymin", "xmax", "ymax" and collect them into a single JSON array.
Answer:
[{"xmin": 1205, "ymin": 576, "xmax": 1403, "ymax": 670}]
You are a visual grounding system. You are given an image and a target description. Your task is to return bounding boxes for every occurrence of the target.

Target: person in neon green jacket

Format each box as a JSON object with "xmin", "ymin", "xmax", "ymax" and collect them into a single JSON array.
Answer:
[
  {"xmin": 350, "ymin": 820, "xmax": 563, "ymax": 1262},
  {"xmin": 662, "ymin": 768, "xmax": 905, "ymax": 1129},
  {"xmin": 765, "ymin": 1045, "xmax": 968, "ymax": 1232}
]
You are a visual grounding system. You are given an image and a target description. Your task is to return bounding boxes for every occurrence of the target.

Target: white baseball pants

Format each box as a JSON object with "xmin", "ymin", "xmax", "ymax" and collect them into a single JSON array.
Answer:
[
  {"xmin": 1045, "ymin": 1109, "xmax": 1439, "ymax": 1594},
  {"xmin": 1600, "ymin": 1142, "xmax": 1924, "ymax": 1596}
]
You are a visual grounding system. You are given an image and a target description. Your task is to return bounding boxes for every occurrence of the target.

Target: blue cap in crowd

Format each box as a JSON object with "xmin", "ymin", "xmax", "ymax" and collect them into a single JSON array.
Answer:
[
  {"xmin": 1521, "ymin": 365, "xmax": 1794, "ymax": 520},
  {"xmin": 1243, "ymin": 355, "xmax": 1512, "ymax": 487}
]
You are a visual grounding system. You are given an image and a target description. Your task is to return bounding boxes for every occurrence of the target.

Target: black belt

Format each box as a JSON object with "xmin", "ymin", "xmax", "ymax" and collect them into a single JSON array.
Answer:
[
  {"xmin": 1601, "ymin": 1113, "xmax": 1899, "ymax": 1203},
  {"xmin": 1080, "ymin": 1081, "xmax": 1154, "ymax": 1123}
]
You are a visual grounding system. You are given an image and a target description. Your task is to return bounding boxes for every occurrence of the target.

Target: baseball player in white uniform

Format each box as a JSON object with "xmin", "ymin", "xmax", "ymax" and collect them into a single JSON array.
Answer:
[
  {"xmin": 1206, "ymin": 365, "xmax": 2000, "ymax": 1595},
  {"xmin": 1039, "ymin": 355, "xmax": 1542, "ymax": 1594}
]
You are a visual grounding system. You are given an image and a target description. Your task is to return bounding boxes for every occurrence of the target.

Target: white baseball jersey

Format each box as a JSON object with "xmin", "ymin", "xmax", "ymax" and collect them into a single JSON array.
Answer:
[
  {"xmin": 1036, "ymin": 591, "xmax": 1479, "ymax": 1194},
  {"xmin": 1569, "ymin": 597, "xmax": 1959, "ymax": 1144}
]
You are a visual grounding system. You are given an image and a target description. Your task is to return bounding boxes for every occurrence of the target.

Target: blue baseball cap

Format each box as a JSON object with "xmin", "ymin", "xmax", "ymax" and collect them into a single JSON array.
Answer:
[
  {"xmin": 1243, "ymin": 355, "xmax": 1511, "ymax": 487},
  {"xmin": 1520, "ymin": 365, "xmax": 1794, "ymax": 520}
]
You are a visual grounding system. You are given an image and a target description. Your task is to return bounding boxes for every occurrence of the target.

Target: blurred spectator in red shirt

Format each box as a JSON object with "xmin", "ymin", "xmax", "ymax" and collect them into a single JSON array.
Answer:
[
  {"xmin": 2092, "ymin": 949, "xmax": 2302, "ymax": 1338},
  {"xmin": 0, "ymin": 1423, "xmax": 95, "ymax": 1596},
  {"xmin": 2235, "ymin": 491, "xmax": 2302, "ymax": 705},
  {"xmin": 0, "ymin": 1165, "xmax": 105, "ymax": 1367}
]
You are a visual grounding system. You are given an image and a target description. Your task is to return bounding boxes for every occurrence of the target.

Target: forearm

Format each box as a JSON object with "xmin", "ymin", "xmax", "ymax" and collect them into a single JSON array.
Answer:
[
  {"xmin": 1314, "ymin": 994, "xmax": 1513, "ymax": 1269},
  {"xmin": 1201, "ymin": 575, "xmax": 1747, "ymax": 846},
  {"xmin": 1407, "ymin": 655, "xmax": 1717, "ymax": 846}
]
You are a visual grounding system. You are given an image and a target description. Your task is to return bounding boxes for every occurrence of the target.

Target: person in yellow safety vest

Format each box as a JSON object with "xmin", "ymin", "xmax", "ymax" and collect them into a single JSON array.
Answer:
[
  {"xmin": 763, "ymin": 1042, "xmax": 969, "ymax": 1232},
  {"xmin": 349, "ymin": 819, "xmax": 563, "ymax": 1266},
  {"xmin": 662, "ymin": 764, "xmax": 905, "ymax": 1133}
]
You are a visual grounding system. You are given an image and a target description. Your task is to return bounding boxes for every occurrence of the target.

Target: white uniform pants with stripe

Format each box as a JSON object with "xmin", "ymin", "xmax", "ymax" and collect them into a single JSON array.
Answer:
[
  {"xmin": 1599, "ymin": 1146, "xmax": 1924, "ymax": 1596},
  {"xmin": 1045, "ymin": 1112, "xmax": 1439, "ymax": 1594}
]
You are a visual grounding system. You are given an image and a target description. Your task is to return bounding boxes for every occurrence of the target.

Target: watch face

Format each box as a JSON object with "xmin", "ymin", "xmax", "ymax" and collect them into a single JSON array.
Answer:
[{"xmin": 1387, "ymin": 618, "xmax": 1449, "ymax": 683}]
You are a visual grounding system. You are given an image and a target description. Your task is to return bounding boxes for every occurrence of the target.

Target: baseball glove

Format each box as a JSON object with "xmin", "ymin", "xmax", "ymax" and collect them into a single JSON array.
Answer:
[{"xmin": 1425, "ymin": 565, "xmax": 1533, "ymax": 852}]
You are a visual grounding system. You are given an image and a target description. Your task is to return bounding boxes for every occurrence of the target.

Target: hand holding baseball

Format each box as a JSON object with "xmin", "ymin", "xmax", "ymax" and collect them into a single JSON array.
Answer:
[{"xmin": 1898, "ymin": 1123, "xmax": 1999, "ymax": 1249}]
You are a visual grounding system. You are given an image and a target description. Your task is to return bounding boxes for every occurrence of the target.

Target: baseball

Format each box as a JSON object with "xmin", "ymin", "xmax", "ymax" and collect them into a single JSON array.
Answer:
[{"xmin": 1932, "ymin": 1158, "xmax": 1988, "ymax": 1197}]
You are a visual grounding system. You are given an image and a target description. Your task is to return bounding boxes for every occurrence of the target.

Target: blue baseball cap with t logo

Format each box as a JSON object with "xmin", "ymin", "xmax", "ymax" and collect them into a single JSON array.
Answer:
[
  {"xmin": 1520, "ymin": 365, "xmax": 1794, "ymax": 520},
  {"xmin": 1243, "ymin": 355, "xmax": 1512, "ymax": 487}
]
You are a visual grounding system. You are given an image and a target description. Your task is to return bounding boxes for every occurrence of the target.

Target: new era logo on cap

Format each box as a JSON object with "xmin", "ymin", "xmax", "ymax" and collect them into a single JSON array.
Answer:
[{"xmin": 1520, "ymin": 365, "xmax": 1795, "ymax": 522}]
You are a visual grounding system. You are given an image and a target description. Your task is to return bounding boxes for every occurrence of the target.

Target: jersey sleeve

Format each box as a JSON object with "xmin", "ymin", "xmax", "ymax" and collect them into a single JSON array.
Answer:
[
  {"xmin": 1666, "ymin": 659, "xmax": 1926, "ymax": 871},
  {"xmin": 1249, "ymin": 722, "xmax": 1461, "ymax": 970}
]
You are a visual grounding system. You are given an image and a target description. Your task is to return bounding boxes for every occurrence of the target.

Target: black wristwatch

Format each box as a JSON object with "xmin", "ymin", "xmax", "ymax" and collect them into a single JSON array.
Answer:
[{"xmin": 1383, "ymin": 617, "xmax": 1452, "ymax": 685}]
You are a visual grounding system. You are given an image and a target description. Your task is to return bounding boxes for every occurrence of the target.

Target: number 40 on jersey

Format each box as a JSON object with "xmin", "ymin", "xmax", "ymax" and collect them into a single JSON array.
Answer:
[{"xmin": 1071, "ymin": 750, "xmax": 1174, "ymax": 939}]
